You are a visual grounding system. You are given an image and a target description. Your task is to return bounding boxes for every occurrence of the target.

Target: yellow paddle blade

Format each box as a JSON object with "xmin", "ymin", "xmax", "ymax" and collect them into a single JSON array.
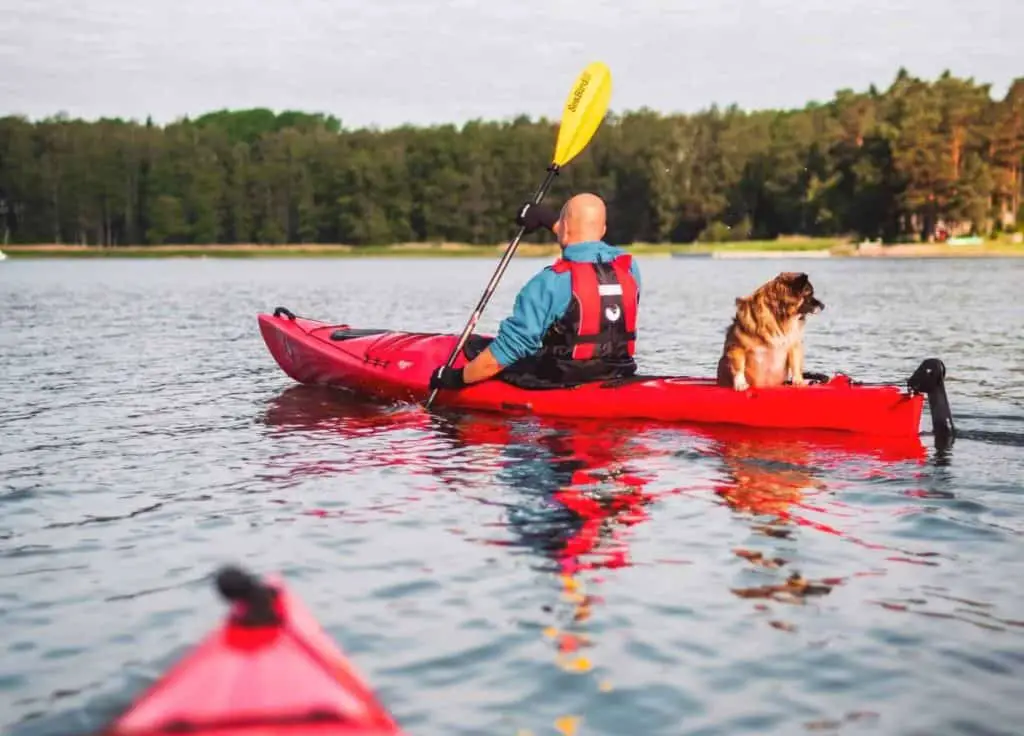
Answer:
[{"xmin": 552, "ymin": 61, "xmax": 613, "ymax": 168}]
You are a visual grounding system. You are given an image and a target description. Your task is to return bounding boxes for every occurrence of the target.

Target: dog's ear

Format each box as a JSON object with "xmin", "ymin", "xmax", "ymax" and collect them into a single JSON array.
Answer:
[{"xmin": 785, "ymin": 272, "xmax": 809, "ymax": 291}]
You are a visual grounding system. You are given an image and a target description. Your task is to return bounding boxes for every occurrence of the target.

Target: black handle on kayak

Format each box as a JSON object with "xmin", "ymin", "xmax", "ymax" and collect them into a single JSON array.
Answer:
[
  {"xmin": 273, "ymin": 306, "xmax": 297, "ymax": 320},
  {"xmin": 215, "ymin": 566, "xmax": 282, "ymax": 627},
  {"xmin": 907, "ymin": 357, "xmax": 955, "ymax": 448},
  {"xmin": 425, "ymin": 164, "xmax": 561, "ymax": 410}
]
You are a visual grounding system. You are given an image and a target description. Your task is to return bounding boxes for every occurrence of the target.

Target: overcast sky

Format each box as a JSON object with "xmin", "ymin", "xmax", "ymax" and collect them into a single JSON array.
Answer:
[{"xmin": 1, "ymin": 0, "xmax": 1020, "ymax": 129}]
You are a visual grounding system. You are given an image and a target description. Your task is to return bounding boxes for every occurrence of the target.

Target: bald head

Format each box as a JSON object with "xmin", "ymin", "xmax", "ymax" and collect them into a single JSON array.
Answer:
[{"xmin": 554, "ymin": 193, "xmax": 607, "ymax": 247}]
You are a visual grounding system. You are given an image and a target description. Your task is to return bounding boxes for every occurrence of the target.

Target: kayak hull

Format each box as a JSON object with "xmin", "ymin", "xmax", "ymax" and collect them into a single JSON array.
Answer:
[{"xmin": 257, "ymin": 311, "xmax": 925, "ymax": 438}]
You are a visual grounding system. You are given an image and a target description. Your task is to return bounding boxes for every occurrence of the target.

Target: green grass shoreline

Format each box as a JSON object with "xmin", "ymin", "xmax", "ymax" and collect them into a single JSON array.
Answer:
[{"xmin": 3, "ymin": 238, "xmax": 1022, "ymax": 259}]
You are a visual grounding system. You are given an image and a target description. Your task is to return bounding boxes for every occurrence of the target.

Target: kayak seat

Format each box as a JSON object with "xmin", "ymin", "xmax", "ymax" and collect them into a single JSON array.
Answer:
[
  {"xmin": 330, "ymin": 327, "xmax": 393, "ymax": 341},
  {"xmin": 461, "ymin": 335, "xmax": 572, "ymax": 390},
  {"xmin": 463, "ymin": 335, "xmax": 669, "ymax": 391}
]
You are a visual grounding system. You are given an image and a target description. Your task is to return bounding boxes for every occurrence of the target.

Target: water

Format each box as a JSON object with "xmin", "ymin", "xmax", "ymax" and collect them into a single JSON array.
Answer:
[{"xmin": 2, "ymin": 256, "xmax": 1023, "ymax": 736}]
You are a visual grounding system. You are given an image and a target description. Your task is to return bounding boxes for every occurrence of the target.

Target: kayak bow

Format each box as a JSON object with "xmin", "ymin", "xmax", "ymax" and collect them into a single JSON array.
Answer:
[{"xmin": 102, "ymin": 566, "xmax": 403, "ymax": 735}]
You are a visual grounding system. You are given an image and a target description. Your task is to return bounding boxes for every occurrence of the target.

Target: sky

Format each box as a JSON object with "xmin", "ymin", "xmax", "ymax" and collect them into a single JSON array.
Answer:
[{"xmin": 0, "ymin": 0, "xmax": 1021, "ymax": 129}]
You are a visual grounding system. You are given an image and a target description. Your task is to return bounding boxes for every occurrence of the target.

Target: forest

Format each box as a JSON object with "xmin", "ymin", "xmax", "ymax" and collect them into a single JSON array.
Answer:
[{"xmin": 0, "ymin": 68, "xmax": 1022, "ymax": 248}]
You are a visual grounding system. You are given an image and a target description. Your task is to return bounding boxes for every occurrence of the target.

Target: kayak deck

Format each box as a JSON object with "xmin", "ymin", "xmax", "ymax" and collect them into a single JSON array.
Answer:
[{"xmin": 256, "ymin": 308, "xmax": 951, "ymax": 439}]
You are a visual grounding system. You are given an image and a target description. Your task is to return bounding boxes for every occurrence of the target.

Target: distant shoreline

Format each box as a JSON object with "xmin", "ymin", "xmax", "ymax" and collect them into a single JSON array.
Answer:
[{"xmin": 2, "ymin": 240, "xmax": 1022, "ymax": 259}]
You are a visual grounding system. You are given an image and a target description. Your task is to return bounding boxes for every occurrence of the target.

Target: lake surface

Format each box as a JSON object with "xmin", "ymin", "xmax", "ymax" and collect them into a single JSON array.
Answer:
[{"xmin": 2, "ymin": 256, "xmax": 1023, "ymax": 736}]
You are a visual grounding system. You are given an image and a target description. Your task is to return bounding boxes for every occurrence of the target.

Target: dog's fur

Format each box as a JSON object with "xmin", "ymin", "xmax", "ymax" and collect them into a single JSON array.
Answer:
[{"xmin": 716, "ymin": 272, "xmax": 825, "ymax": 391}]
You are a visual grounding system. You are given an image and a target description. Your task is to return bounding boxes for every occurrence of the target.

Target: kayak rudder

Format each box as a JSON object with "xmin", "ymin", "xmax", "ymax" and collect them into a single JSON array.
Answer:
[{"xmin": 906, "ymin": 357, "xmax": 955, "ymax": 451}]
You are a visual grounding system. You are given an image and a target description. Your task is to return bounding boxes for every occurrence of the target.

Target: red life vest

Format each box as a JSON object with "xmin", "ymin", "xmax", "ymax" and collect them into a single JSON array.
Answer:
[{"xmin": 534, "ymin": 254, "xmax": 639, "ymax": 383}]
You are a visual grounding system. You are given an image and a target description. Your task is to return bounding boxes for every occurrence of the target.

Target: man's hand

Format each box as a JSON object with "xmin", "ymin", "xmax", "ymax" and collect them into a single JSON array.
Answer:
[
  {"xmin": 429, "ymin": 365, "xmax": 467, "ymax": 390},
  {"xmin": 516, "ymin": 202, "xmax": 559, "ymax": 233}
]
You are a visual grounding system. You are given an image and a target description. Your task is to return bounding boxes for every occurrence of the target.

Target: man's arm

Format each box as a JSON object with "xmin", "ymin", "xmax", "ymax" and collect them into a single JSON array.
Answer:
[
  {"xmin": 454, "ymin": 269, "xmax": 568, "ymax": 386},
  {"xmin": 428, "ymin": 202, "xmax": 564, "ymax": 391},
  {"xmin": 462, "ymin": 346, "xmax": 505, "ymax": 383}
]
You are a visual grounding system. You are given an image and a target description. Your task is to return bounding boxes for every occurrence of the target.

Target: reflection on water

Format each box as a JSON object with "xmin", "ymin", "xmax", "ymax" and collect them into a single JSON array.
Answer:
[{"xmin": 259, "ymin": 385, "xmax": 948, "ymax": 732}]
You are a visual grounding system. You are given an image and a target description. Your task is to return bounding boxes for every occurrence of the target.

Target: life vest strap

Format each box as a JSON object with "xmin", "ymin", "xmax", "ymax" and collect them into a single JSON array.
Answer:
[{"xmin": 562, "ymin": 330, "xmax": 638, "ymax": 345}]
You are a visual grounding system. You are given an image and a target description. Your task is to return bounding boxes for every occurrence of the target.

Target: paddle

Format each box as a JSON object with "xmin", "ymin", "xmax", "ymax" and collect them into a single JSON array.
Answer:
[{"xmin": 424, "ymin": 61, "xmax": 613, "ymax": 409}]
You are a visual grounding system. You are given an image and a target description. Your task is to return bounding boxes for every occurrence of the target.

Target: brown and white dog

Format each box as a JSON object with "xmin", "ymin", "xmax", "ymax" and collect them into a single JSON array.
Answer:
[{"xmin": 716, "ymin": 272, "xmax": 825, "ymax": 391}]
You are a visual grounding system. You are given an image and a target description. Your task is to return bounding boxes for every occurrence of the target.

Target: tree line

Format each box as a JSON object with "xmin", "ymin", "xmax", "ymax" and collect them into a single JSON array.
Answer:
[{"xmin": 0, "ymin": 69, "xmax": 1021, "ymax": 247}]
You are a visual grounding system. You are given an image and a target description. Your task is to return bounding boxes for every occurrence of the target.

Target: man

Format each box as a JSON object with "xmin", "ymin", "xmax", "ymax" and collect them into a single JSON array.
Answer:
[{"xmin": 429, "ymin": 192, "xmax": 642, "ymax": 391}]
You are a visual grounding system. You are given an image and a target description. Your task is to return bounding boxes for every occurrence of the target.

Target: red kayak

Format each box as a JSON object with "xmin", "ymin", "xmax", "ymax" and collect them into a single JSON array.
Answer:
[
  {"xmin": 102, "ymin": 566, "xmax": 403, "ymax": 735},
  {"xmin": 257, "ymin": 307, "xmax": 954, "ymax": 440}
]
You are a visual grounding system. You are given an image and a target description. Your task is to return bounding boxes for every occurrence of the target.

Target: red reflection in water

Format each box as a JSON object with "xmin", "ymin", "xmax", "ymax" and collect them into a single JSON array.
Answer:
[
  {"xmin": 527, "ymin": 420, "xmax": 659, "ymax": 579},
  {"xmin": 262, "ymin": 385, "xmax": 937, "ymax": 696},
  {"xmin": 263, "ymin": 385, "xmax": 929, "ymax": 550},
  {"xmin": 691, "ymin": 423, "xmax": 928, "ymax": 554}
]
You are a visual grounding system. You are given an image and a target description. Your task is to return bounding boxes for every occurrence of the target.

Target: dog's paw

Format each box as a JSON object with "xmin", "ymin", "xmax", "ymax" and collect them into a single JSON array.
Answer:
[
  {"xmin": 791, "ymin": 376, "xmax": 807, "ymax": 387},
  {"xmin": 733, "ymin": 376, "xmax": 750, "ymax": 391}
]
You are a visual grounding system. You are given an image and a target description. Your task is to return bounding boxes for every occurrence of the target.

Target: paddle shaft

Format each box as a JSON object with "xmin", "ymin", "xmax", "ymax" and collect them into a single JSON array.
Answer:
[{"xmin": 425, "ymin": 164, "xmax": 561, "ymax": 409}]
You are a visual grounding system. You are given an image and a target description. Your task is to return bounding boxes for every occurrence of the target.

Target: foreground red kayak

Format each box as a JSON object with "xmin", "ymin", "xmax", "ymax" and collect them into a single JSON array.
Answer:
[
  {"xmin": 257, "ymin": 307, "xmax": 955, "ymax": 440},
  {"xmin": 102, "ymin": 566, "xmax": 403, "ymax": 735}
]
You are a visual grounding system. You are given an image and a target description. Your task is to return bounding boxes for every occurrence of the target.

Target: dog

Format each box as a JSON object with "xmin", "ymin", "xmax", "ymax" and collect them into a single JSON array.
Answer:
[{"xmin": 716, "ymin": 272, "xmax": 825, "ymax": 391}]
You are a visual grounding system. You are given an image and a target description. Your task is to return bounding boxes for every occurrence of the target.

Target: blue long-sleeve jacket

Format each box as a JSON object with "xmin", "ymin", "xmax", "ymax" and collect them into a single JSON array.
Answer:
[{"xmin": 488, "ymin": 240, "xmax": 642, "ymax": 367}]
